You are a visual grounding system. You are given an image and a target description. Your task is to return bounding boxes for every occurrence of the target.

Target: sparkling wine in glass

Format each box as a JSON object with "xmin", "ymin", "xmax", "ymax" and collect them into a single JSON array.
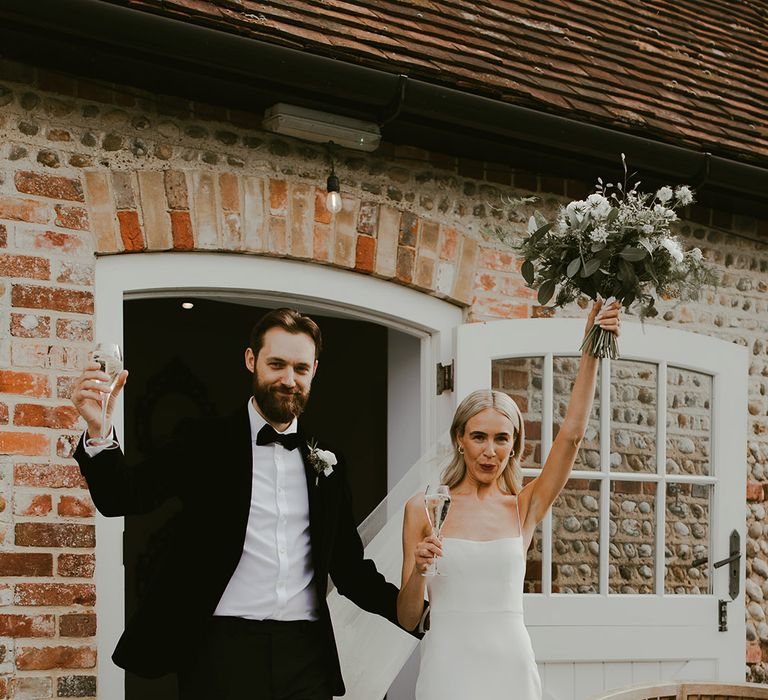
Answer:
[
  {"xmin": 423, "ymin": 484, "xmax": 451, "ymax": 576},
  {"xmin": 85, "ymin": 343, "xmax": 123, "ymax": 450}
]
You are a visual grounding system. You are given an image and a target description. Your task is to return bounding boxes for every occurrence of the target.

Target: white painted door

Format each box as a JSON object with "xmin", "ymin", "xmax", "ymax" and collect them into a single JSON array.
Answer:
[{"xmin": 455, "ymin": 318, "xmax": 747, "ymax": 700}]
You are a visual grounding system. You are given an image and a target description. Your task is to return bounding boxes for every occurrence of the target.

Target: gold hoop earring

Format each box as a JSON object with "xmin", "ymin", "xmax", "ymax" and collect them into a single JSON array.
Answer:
[{"xmin": 457, "ymin": 445, "xmax": 464, "ymax": 455}]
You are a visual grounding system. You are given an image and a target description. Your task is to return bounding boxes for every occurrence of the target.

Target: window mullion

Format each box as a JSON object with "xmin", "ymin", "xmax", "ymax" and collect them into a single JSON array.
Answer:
[
  {"xmin": 600, "ymin": 356, "xmax": 611, "ymax": 596},
  {"xmin": 542, "ymin": 352, "xmax": 553, "ymax": 597},
  {"xmin": 655, "ymin": 360, "xmax": 667, "ymax": 596}
]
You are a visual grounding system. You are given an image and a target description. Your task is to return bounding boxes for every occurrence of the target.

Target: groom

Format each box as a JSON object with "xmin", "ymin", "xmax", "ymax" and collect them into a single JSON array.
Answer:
[{"xmin": 72, "ymin": 308, "xmax": 417, "ymax": 699}]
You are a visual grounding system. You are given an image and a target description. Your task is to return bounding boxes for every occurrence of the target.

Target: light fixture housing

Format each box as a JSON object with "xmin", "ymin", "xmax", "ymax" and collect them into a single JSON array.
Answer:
[{"xmin": 263, "ymin": 103, "xmax": 381, "ymax": 152}]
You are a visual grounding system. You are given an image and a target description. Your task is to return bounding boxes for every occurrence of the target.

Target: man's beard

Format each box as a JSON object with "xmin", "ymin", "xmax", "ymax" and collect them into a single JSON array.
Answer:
[{"xmin": 252, "ymin": 372, "xmax": 309, "ymax": 424}]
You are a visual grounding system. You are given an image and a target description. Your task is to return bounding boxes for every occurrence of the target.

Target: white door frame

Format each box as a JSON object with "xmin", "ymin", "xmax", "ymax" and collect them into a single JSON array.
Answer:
[
  {"xmin": 93, "ymin": 252, "xmax": 462, "ymax": 698},
  {"xmin": 455, "ymin": 318, "xmax": 747, "ymax": 697}
]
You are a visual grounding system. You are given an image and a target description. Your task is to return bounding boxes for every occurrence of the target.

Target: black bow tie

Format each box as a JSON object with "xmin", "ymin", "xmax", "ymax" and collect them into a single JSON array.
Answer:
[{"xmin": 255, "ymin": 423, "xmax": 301, "ymax": 451}]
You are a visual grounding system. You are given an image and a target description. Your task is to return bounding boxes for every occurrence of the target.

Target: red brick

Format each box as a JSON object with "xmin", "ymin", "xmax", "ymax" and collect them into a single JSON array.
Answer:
[
  {"xmin": 20, "ymin": 229, "xmax": 88, "ymax": 255},
  {"xmin": 0, "ymin": 403, "xmax": 7, "ymax": 425},
  {"xmin": 16, "ymin": 645, "xmax": 96, "ymax": 671},
  {"xmin": 612, "ymin": 480, "xmax": 643, "ymax": 494},
  {"xmin": 747, "ymin": 481, "xmax": 764, "ymax": 502},
  {"xmin": 11, "ymin": 284, "xmax": 93, "ymax": 314},
  {"xmin": 440, "ymin": 227, "xmax": 458, "ymax": 261},
  {"xmin": 396, "ymin": 245, "xmax": 415, "ymax": 283},
  {"xmin": 355, "ymin": 235, "xmax": 375, "ymax": 273},
  {"xmin": 747, "ymin": 641, "xmax": 762, "ymax": 664},
  {"xmin": 479, "ymin": 248, "xmax": 517, "ymax": 271},
  {"xmin": 170, "ymin": 210, "xmax": 194, "ymax": 250},
  {"xmin": 77, "ymin": 80, "xmax": 114, "ymax": 103},
  {"xmin": 0, "ymin": 254, "xmax": 50, "ymax": 280},
  {"xmin": 269, "ymin": 180, "xmax": 288, "ymax": 214},
  {"xmin": 117, "ymin": 210, "xmax": 144, "ymax": 251},
  {"xmin": 219, "ymin": 173, "xmax": 240, "ymax": 211},
  {"xmin": 15, "ymin": 493, "xmax": 53, "ymax": 517},
  {"xmin": 56, "ymin": 319, "xmax": 92, "ymax": 342},
  {"xmin": 54, "ymin": 205, "xmax": 89, "ymax": 230},
  {"xmin": 524, "ymin": 420, "xmax": 542, "ymax": 440},
  {"xmin": 0, "ymin": 552, "xmax": 52, "ymax": 576},
  {"xmin": 0, "ymin": 614, "xmax": 55, "ymax": 637},
  {"xmin": 0, "ymin": 223, "xmax": 6, "ymax": 247},
  {"xmin": 16, "ymin": 583, "xmax": 95, "ymax": 607},
  {"xmin": 59, "ymin": 614, "xmax": 96, "ymax": 638},
  {"xmin": 398, "ymin": 211, "xmax": 418, "ymax": 247},
  {"xmin": 14, "ymin": 464, "xmax": 86, "ymax": 489},
  {"xmin": 57, "ymin": 554, "xmax": 95, "ymax": 578},
  {"xmin": 10, "ymin": 313, "xmax": 52, "ymax": 339},
  {"xmin": 314, "ymin": 188, "xmax": 331, "ymax": 224},
  {"xmin": 0, "ymin": 432, "xmax": 49, "ymax": 456},
  {"xmin": 313, "ymin": 224, "xmax": 331, "ymax": 262},
  {"xmin": 15, "ymin": 523, "xmax": 95, "ymax": 549},
  {"xmin": 0, "ymin": 677, "xmax": 7, "ymax": 699},
  {"xmin": 14, "ymin": 172, "xmax": 84, "ymax": 202},
  {"xmin": 0, "ymin": 370, "xmax": 51, "ymax": 398},
  {"xmin": 14, "ymin": 404, "xmax": 80, "ymax": 430},
  {"xmin": 58, "ymin": 496, "xmax": 95, "ymax": 518},
  {"xmin": 0, "ymin": 196, "xmax": 52, "ymax": 224}
]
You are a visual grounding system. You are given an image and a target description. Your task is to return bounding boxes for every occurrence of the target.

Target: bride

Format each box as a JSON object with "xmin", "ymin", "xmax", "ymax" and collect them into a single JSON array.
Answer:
[{"xmin": 397, "ymin": 299, "xmax": 621, "ymax": 700}]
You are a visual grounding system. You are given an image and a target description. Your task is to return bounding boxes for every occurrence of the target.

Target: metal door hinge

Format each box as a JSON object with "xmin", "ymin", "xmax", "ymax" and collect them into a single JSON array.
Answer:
[{"xmin": 436, "ymin": 361, "xmax": 454, "ymax": 395}]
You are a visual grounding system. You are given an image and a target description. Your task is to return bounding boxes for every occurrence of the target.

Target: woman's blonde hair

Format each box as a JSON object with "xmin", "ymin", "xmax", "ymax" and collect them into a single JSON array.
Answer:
[{"xmin": 441, "ymin": 389, "xmax": 525, "ymax": 494}]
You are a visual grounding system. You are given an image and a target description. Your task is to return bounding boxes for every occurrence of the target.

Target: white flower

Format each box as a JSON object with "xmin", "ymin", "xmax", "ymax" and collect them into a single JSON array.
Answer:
[
  {"xmin": 675, "ymin": 185, "xmax": 693, "ymax": 206},
  {"xmin": 642, "ymin": 224, "xmax": 654, "ymax": 235},
  {"xmin": 656, "ymin": 186, "xmax": 674, "ymax": 203},
  {"xmin": 307, "ymin": 442, "xmax": 337, "ymax": 483},
  {"xmin": 689, "ymin": 247, "xmax": 703, "ymax": 262},
  {"xmin": 586, "ymin": 193, "xmax": 612, "ymax": 219},
  {"xmin": 589, "ymin": 225, "xmax": 609, "ymax": 243},
  {"xmin": 653, "ymin": 204, "xmax": 678, "ymax": 221},
  {"xmin": 660, "ymin": 237, "xmax": 684, "ymax": 263},
  {"xmin": 566, "ymin": 200, "xmax": 587, "ymax": 224}
]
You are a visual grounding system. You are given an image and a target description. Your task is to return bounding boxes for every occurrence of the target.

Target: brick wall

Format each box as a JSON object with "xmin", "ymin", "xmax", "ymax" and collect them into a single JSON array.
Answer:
[{"xmin": 1, "ymin": 56, "xmax": 768, "ymax": 694}]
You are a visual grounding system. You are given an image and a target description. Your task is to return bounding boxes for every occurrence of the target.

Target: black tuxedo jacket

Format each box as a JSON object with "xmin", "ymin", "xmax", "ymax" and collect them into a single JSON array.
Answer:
[{"xmin": 74, "ymin": 404, "xmax": 412, "ymax": 696}]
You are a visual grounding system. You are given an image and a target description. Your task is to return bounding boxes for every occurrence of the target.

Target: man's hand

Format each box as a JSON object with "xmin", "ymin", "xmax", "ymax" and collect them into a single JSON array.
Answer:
[{"xmin": 71, "ymin": 362, "xmax": 129, "ymax": 438}]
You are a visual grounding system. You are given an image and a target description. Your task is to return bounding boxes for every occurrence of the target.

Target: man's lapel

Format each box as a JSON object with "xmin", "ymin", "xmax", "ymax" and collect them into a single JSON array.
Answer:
[{"xmin": 297, "ymin": 430, "xmax": 328, "ymax": 560}]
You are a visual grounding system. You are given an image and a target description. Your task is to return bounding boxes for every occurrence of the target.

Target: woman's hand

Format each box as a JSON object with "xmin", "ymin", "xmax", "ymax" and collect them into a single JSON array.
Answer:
[
  {"xmin": 413, "ymin": 534, "xmax": 442, "ymax": 575},
  {"xmin": 585, "ymin": 298, "xmax": 622, "ymax": 339}
]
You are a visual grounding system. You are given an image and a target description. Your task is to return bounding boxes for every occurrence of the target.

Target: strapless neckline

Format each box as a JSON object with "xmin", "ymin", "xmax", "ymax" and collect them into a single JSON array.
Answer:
[{"xmin": 441, "ymin": 536, "xmax": 521, "ymax": 544}]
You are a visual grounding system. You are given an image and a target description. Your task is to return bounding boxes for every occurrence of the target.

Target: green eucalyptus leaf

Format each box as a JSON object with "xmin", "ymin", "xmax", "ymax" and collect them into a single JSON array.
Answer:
[
  {"xmin": 606, "ymin": 207, "xmax": 619, "ymax": 223},
  {"xmin": 521, "ymin": 260, "xmax": 535, "ymax": 285},
  {"xmin": 567, "ymin": 257, "xmax": 581, "ymax": 278},
  {"xmin": 580, "ymin": 257, "xmax": 602, "ymax": 277},
  {"xmin": 538, "ymin": 279, "xmax": 556, "ymax": 306},
  {"xmin": 619, "ymin": 246, "xmax": 647, "ymax": 261},
  {"xmin": 534, "ymin": 211, "xmax": 549, "ymax": 229}
]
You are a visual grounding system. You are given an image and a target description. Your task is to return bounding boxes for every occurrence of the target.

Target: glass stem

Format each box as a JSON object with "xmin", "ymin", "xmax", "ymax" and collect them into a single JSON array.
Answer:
[{"xmin": 100, "ymin": 394, "xmax": 109, "ymax": 440}]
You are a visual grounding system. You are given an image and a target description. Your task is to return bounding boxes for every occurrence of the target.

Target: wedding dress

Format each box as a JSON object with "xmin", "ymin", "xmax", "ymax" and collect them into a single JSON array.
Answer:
[{"xmin": 415, "ymin": 513, "xmax": 542, "ymax": 699}]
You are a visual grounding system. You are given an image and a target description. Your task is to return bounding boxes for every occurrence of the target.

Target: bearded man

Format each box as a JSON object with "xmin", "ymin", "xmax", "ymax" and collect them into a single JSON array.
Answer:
[{"xmin": 72, "ymin": 308, "xmax": 415, "ymax": 699}]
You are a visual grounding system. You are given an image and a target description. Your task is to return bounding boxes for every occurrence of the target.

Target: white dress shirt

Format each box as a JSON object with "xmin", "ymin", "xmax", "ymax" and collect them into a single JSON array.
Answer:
[{"xmin": 213, "ymin": 399, "xmax": 318, "ymax": 620}]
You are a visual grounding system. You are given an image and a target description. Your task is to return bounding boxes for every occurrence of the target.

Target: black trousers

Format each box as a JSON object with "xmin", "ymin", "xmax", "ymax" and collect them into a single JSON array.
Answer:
[{"xmin": 177, "ymin": 617, "xmax": 333, "ymax": 700}]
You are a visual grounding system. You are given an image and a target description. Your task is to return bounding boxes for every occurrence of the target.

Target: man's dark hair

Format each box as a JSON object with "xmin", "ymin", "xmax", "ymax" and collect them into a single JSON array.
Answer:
[{"xmin": 249, "ymin": 308, "xmax": 323, "ymax": 360}]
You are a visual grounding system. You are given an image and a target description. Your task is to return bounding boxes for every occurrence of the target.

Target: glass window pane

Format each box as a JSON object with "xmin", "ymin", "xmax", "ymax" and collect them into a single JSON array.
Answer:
[
  {"xmin": 609, "ymin": 480, "xmax": 656, "ymax": 594},
  {"xmin": 666, "ymin": 368, "xmax": 712, "ymax": 476},
  {"xmin": 665, "ymin": 483, "xmax": 712, "ymax": 594},
  {"xmin": 553, "ymin": 356, "xmax": 601, "ymax": 471},
  {"xmin": 552, "ymin": 478, "xmax": 600, "ymax": 594},
  {"xmin": 610, "ymin": 360, "xmax": 657, "ymax": 474},
  {"xmin": 492, "ymin": 356, "xmax": 544, "ymax": 471}
]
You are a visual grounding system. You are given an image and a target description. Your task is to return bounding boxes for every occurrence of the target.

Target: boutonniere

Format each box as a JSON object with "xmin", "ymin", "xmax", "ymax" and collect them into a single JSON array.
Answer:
[{"xmin": 307, "ymin": 440, "xmax": 337, "ymax": 486}]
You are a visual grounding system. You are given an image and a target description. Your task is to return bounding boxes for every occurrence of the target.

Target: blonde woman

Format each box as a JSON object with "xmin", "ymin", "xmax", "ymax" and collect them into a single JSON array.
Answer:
[{"xmin": 398, "ymin": 300, "xmax": 621, "ymax": 700}]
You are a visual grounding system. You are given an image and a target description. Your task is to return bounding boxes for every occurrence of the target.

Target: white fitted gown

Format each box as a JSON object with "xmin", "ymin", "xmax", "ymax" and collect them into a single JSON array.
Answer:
[{"xmin": 415, "ymin": 535, "xmax": 542, "ymax": 699}]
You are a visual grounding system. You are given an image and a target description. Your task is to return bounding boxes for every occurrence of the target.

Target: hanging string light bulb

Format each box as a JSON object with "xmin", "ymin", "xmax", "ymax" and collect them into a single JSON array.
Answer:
[{"xmin": 325, "ymin": 142, "xmax": 343, "ymax": 214}]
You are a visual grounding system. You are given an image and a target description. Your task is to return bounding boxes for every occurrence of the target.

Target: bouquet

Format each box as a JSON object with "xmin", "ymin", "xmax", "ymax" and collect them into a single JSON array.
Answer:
[{"xmin": 497, "ymin": 156, "xmax": 718, "ymax": 358}]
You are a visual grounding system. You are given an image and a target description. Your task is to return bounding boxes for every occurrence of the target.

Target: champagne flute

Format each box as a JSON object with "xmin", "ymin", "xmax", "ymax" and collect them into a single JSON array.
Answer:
[
  {"xmin": 423, "ymin": 484, "xmax": 451, "ymax": 577},
  {"xmin": 85, "ymin": 342, "xmax": 123, "ymax": 450}
]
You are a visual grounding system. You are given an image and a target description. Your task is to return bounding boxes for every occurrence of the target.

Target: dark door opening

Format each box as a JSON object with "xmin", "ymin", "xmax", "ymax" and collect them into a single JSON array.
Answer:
[{"xmin": 122, "ymin": 297, "xmax": 388, "ymax": 699}]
